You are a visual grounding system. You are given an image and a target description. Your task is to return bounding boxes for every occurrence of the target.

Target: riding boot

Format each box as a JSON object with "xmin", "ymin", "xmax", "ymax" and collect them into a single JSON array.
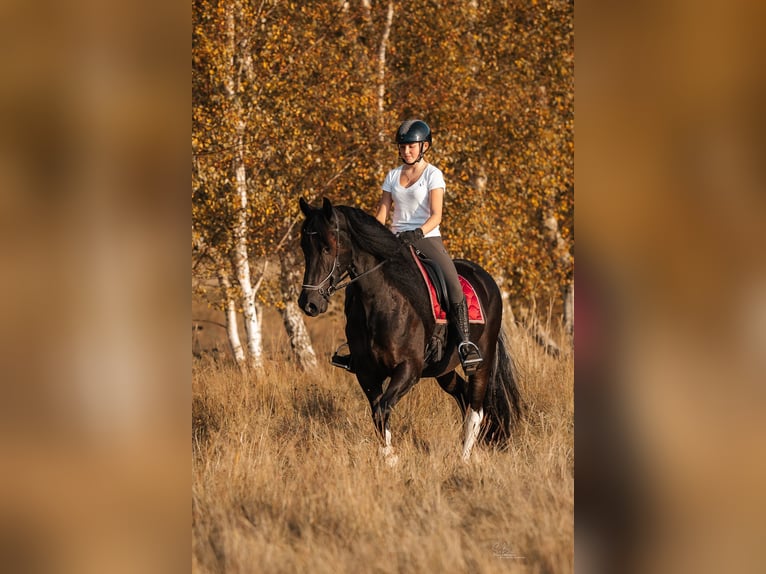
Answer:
[
  {"xmin": 331, "ymin": 342, "xmax": 354, "ymax": 372},
  {"xmin": 452, "ymin": 298, "xmax": 483, "ymax": 374}
]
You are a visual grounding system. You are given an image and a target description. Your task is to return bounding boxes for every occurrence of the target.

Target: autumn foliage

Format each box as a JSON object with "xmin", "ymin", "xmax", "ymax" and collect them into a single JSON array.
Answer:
[{"xmin": 193, "ymin": 0, "xmax": 573, "ymax": 319}]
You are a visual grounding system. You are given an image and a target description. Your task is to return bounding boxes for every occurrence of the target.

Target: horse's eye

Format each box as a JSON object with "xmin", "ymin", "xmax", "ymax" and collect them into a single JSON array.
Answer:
[{"xmin": 321, "ymin": 246, "xmax": 330, "ymax": 254}]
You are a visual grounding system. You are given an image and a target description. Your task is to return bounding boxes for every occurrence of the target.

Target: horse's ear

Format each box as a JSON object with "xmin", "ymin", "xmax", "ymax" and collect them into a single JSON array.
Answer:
[
  {"xmin": 322, "ymin": 197, "xmax": 334, "ymax": 221},
  {"xmin": 299, "ymin": 197, "xmax": 311, "ymax": 217}
]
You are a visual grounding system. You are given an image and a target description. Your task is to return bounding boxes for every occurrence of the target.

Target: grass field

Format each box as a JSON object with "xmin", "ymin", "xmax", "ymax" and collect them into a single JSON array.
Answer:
[{"xmin": 192, "ymin": 307, "xmax": 573, "ymax": 573}]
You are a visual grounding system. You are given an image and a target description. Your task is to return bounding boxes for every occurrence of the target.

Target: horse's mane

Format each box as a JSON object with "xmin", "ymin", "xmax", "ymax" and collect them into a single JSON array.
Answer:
[
  {"xmin": 335, "ymin": 206, "xmax": 406, "ymax": 261},
  {"xmin": 335, "ymin": 205, "xmax": 431, "ymax": 319}
]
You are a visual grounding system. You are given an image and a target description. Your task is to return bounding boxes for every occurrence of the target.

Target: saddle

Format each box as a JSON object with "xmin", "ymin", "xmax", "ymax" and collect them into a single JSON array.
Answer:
[
  {"xmin": 410, "ymin": 247, "xmax": 485, "ymax": 325},
  {"xmin": 409, "ymin": 247, "xmax": 485, "ymax": 366},
  {"xmin": 415, "ymin": 250, "xmax": 451, "ymax": 317}
]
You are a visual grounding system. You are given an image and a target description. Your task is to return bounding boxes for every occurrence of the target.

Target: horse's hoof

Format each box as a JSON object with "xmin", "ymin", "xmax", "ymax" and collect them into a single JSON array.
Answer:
[{"xmin": 378, "ymin": 446, "xmax": 399, "ymax": 467}]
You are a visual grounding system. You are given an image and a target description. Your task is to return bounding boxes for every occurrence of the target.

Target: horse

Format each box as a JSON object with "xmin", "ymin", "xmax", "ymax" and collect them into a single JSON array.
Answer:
[{"xmin": 297, "ymin": 197, "xmax": 523, "ymax": 462}]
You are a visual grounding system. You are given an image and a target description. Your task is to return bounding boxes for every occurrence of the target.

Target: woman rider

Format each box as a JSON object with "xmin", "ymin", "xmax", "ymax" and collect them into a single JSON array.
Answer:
[{"xmin": 333, "ymin": 119, "xmax": 482, "ymax": 373}]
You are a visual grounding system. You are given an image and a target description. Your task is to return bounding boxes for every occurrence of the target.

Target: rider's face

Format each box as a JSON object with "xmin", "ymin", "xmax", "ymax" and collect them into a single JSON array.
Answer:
[{"xmin": 398, "ymin": 142, "xmax": 427, "ymax": 163}]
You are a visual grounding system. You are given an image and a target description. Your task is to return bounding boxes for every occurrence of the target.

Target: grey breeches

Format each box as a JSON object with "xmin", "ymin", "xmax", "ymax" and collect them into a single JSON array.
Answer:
[{"xmin": 413, "ymin": 236, "xmax": 464, "ymax": 306}]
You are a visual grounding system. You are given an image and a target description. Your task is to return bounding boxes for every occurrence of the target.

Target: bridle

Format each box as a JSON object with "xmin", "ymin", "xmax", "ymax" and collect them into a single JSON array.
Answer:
[{"xmin": 301, "ymin": 211, "xmax": 386, "ymax": 299}]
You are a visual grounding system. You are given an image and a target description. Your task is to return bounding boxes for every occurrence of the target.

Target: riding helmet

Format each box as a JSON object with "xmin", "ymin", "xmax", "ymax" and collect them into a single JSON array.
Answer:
[{"xmin": 395, "ymin": 120, "xmax": 432, "ymax": 144}]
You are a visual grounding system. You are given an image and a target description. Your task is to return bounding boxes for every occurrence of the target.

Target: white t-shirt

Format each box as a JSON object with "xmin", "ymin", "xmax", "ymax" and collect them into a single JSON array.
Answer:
[{"xmin": 381, "ymin": 163, "xmax": 445, "ymax": 238}]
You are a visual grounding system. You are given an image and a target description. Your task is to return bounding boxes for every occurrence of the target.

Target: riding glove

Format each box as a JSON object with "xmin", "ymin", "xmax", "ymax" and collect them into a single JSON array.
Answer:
[{"xmin": 398, "ymin": 228, "xmax": 424, "ymax": 245}]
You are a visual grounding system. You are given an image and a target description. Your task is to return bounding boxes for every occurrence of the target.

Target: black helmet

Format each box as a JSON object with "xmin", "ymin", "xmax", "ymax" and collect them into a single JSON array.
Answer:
[{"xmin": 395, "ymin": 120, "xmax": 432, "ymax": 144}]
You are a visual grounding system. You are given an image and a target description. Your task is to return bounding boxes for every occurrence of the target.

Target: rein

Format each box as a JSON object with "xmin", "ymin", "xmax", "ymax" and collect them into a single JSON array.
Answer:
[{"xmin": 332, "ymin": 260, "xmax": 387, "ymax": 293}]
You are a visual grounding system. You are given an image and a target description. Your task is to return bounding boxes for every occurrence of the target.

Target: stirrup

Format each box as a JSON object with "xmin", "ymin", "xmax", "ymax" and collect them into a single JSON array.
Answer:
[
  {"xmin": 331, "ymin": 343, "xmax": 353, "ymax": 371},
  {"xmin": 458, "ymin": 341, "xmax": 483, "ymax": 374}
]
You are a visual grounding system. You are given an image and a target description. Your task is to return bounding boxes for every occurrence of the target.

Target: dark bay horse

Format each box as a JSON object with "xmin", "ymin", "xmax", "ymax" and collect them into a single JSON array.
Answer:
[{"xmin": 298, "ymin": 197, "xmax": 523, "ymax": 461}]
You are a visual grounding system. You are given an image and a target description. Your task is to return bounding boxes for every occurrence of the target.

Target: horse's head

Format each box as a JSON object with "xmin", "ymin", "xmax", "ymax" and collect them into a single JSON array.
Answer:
[{"xmin": 297, "ymin": 197, "xmax": 348, "ymax": 316}]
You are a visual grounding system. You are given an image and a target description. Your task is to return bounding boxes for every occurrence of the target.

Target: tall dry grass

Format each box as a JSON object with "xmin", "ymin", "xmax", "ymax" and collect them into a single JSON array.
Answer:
[{"xmin": 192, "ymin": 315, "xmax": 572, "ymax": 574}]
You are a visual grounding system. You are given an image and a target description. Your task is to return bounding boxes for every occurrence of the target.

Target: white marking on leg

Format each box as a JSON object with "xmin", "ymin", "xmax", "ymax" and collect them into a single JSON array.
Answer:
[
  {"xmin": 461, "ymin": 406, "xmax": 484, "ymax": 461},
  {"xmin": 378, "ymin": 427, "xmax": 398, "ymax": 466}
]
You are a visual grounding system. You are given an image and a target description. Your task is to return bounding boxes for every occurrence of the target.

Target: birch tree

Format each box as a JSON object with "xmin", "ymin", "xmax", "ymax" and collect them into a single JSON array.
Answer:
[{"xmin": 192, "ymin": 0, "xmax": 279, "ymax": 368}]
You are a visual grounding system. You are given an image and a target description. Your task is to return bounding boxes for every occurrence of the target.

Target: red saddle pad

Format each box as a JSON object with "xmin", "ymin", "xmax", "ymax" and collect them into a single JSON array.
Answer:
[{"xmin": 411, "ymin": 250, "xmax": 485, "ymax": 325}]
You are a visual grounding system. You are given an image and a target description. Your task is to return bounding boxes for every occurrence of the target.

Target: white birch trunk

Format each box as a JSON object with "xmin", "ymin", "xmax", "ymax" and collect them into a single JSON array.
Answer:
[
  {"xmin": 282, "ymin": 302, "xmax": 318, "ymax": 370},
  {"xmin": 232, "ymin": 143, "xmax": 263, "ymax": 369},
  {"xmin": 192, "ymin": 227, "xmax": 247, "ymax": 365},
  {"xmin": 543, "ymin": 213, "xmax": 574, "ymax": 346},
  {"xmin": 216, "ymin": 264, "xmax": 245, "ymax": 364},
  {"xmin": 225, "ymin": 5, "xmax": 263, "ymax": 369},
  {"xmin": 376, "ymin": 2, "xmax": 394, "ymax": 117},
  {"xmin": 563, "ymin": 280, "xmax": 574, "ymax": 336},
  {"xmin": 495, "ymin": 273, "xmax": 518, "ymax": 333},
  {"xmin": 373, "ymin": 1, "xmax": 395, "ymax": 181},
  {"xmin": 279, "ymin": 246, "xmax": 318, "ymax": 370},
  {"xmin": 518, "ymin": 304, "xmax": 562, "ymax": 358},
  {"xmin": 502, "ymin": 289, "xmax": 517, "ymax": 333}
]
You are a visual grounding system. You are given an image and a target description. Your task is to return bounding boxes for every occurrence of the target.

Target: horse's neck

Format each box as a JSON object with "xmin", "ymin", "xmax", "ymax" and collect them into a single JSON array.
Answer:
[
  {"xmin": 350, "ymin": 248, "xmax": 381, "ymax": 273},
  {"xmin": 349, "ymin": 248, "xmax": 433, "ymax": 326}
]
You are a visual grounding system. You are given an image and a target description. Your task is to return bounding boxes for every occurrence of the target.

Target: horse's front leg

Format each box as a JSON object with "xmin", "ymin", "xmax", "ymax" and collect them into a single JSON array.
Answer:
[
  {"xmin": 377, "ymin": 361, "xmax": 422, "ymax": 464},
  {"xmin": 355, "ymin": 372, "xmax": 395, "ymax": 461},
  {"xmin": 356, "ymin": 373, "xmax": 383, "ymax": 425},
  {"xmin": 358, "ymin": 361, "xmax": 421, "ymax": 465}
]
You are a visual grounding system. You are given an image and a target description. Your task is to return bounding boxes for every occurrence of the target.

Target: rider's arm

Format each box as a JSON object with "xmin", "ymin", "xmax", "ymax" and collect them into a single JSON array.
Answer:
[
  {"xmin": 375, "ymin": 191, "xmax": 393, "ymax": 226},
  {"xmin": 419, "ymin": 187, "xmax": 444, "ymax": 236}
]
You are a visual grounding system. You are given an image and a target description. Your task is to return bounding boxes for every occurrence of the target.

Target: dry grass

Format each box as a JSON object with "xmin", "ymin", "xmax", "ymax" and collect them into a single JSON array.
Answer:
[{"xmin": 192, "ymin": 313, "xmax": 573, "ymax": 574}]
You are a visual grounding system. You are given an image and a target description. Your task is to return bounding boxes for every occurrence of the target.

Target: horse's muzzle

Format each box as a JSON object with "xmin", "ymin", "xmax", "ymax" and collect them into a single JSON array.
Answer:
[{"xmin": 298, "ymin": 290, "xmax": 327, "ymax": 317}]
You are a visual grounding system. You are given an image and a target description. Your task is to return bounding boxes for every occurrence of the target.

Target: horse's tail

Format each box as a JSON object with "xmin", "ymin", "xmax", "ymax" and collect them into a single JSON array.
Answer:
[{"xmin": 482, "ymin": 328, "xmax": 525, "ymax": 444}]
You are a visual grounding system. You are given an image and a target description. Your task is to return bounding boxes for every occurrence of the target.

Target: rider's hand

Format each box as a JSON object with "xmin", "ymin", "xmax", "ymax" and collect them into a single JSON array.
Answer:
[{"xmin": 397, "ymin": 228, "xmax": 424, "ymax": 245}]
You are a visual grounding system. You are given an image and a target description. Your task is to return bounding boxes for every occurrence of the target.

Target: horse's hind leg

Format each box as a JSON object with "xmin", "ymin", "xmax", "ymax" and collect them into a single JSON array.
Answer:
[
  {"xmin": 461, "ymin": 367, "xmax": 492, "ymax": 461},
  {"xmin": 438, "ymin": 365, "xmax": 489, "ymax": 461},
  {"xmin": 461, "ymin": 403, "xmax": 485, "ymax": 461},
  {"xmin": 437, "ymin": 369, "xmax": 484, "ymax": 460},
  {"xmin": 436, "ymin": 370, "xmax": 469, "ymax": 416}
]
